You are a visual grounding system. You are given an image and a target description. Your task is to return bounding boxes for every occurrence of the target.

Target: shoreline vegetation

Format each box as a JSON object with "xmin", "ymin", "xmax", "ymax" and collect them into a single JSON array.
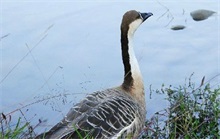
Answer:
[{"xmin": 1, "ymin": 74, "xmax": 219, "ymax": 139}]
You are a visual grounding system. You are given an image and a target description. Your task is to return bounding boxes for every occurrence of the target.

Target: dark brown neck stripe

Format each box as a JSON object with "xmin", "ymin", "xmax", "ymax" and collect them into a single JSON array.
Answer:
[{"xmin": 121, "ymin": 29, "xmax": 133, "ymax": 90}]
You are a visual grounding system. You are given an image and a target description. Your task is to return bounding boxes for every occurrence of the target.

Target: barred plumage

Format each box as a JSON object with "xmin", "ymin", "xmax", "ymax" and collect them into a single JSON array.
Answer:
[{"xmin": 36, "ymin": 10, "xmax": 153, "ymax": 139}]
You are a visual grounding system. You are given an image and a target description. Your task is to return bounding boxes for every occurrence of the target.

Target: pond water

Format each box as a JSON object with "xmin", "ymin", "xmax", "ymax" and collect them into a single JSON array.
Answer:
[{"xmin": 1, "ymin": 0, "xmax": 219, "ymax": 134}]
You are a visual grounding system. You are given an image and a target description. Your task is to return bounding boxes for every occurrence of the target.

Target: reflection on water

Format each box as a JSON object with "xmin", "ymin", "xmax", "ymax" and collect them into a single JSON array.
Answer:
[{"xmin": 1, "ymin": 0, "xmax": 219, "ymax": 133}]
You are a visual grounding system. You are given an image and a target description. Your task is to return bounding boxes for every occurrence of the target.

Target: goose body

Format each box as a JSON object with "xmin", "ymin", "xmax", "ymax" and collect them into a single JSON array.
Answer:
[{"xmin": 36, "ymin": 10, "xmax": 153, "ymax": 139}]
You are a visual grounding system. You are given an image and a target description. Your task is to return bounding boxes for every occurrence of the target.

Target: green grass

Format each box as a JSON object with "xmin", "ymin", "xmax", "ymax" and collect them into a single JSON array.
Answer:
[
  {"xmin": 0, "ymin": 116, "xmax": 30, "ymax": 139},
  {"xmin": 142, "ymin": 75, "xmax": 220, "ymax": 138},
  {"xmin": 73, "ymin": 124, "xmax": 94, "ymax": 139}
]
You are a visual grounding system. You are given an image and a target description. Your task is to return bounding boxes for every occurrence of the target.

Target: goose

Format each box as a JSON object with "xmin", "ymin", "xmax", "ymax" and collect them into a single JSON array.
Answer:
[{"xmin": 36, "ymin": 10, "xmax": 153, "ymax": 139}]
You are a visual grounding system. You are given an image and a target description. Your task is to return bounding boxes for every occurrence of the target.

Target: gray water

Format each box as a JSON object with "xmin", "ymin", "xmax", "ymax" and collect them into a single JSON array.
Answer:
[{"xmin": 1, "ymin": 0, "xmax": 219, "ymax": 134}]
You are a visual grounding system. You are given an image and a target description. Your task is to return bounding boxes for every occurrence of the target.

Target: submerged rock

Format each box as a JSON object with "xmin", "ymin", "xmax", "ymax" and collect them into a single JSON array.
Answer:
[
  {"xmin": 190, "ymin": 9, "xmax": 216, "ymax": 21},
  {"xmin": 171, "ymin": 25, "xmax": 186, "ymax": 31}
]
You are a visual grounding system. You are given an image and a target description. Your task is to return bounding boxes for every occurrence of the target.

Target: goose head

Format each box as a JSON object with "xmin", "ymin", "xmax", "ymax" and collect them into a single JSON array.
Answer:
[{"xmin": 121, "ymin": 10, "xmax": 153, "ymax": 36}]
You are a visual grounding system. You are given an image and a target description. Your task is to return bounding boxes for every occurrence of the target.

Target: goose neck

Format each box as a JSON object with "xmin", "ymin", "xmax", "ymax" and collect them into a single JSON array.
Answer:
[{"xmin": 121, "ymin": 32, "xmax": 143, "ymax": 92}]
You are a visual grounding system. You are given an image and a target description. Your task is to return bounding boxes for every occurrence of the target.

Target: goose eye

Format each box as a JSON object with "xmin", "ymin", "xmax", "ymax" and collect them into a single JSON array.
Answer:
[{"xmin": 138, "ymin": 12, "xmax": 143, "ymax": 19}]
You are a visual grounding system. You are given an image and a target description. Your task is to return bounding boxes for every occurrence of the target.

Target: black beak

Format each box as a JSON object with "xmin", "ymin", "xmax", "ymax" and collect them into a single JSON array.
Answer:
[{"xmin": 140, "ymin": 12, "xmax": 153, "ymax": 21}]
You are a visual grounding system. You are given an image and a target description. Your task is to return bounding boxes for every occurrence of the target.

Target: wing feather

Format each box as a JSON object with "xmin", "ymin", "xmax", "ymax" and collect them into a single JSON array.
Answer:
[{"xmin": 35, "ymin": 89, "xmax": 141, "ymax": 139}]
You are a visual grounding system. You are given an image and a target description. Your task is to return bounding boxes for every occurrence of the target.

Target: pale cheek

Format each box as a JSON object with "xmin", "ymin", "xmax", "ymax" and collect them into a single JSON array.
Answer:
[{"xmin": 128, "ymin": 19, "xmax": 143, "ymax": 36}]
